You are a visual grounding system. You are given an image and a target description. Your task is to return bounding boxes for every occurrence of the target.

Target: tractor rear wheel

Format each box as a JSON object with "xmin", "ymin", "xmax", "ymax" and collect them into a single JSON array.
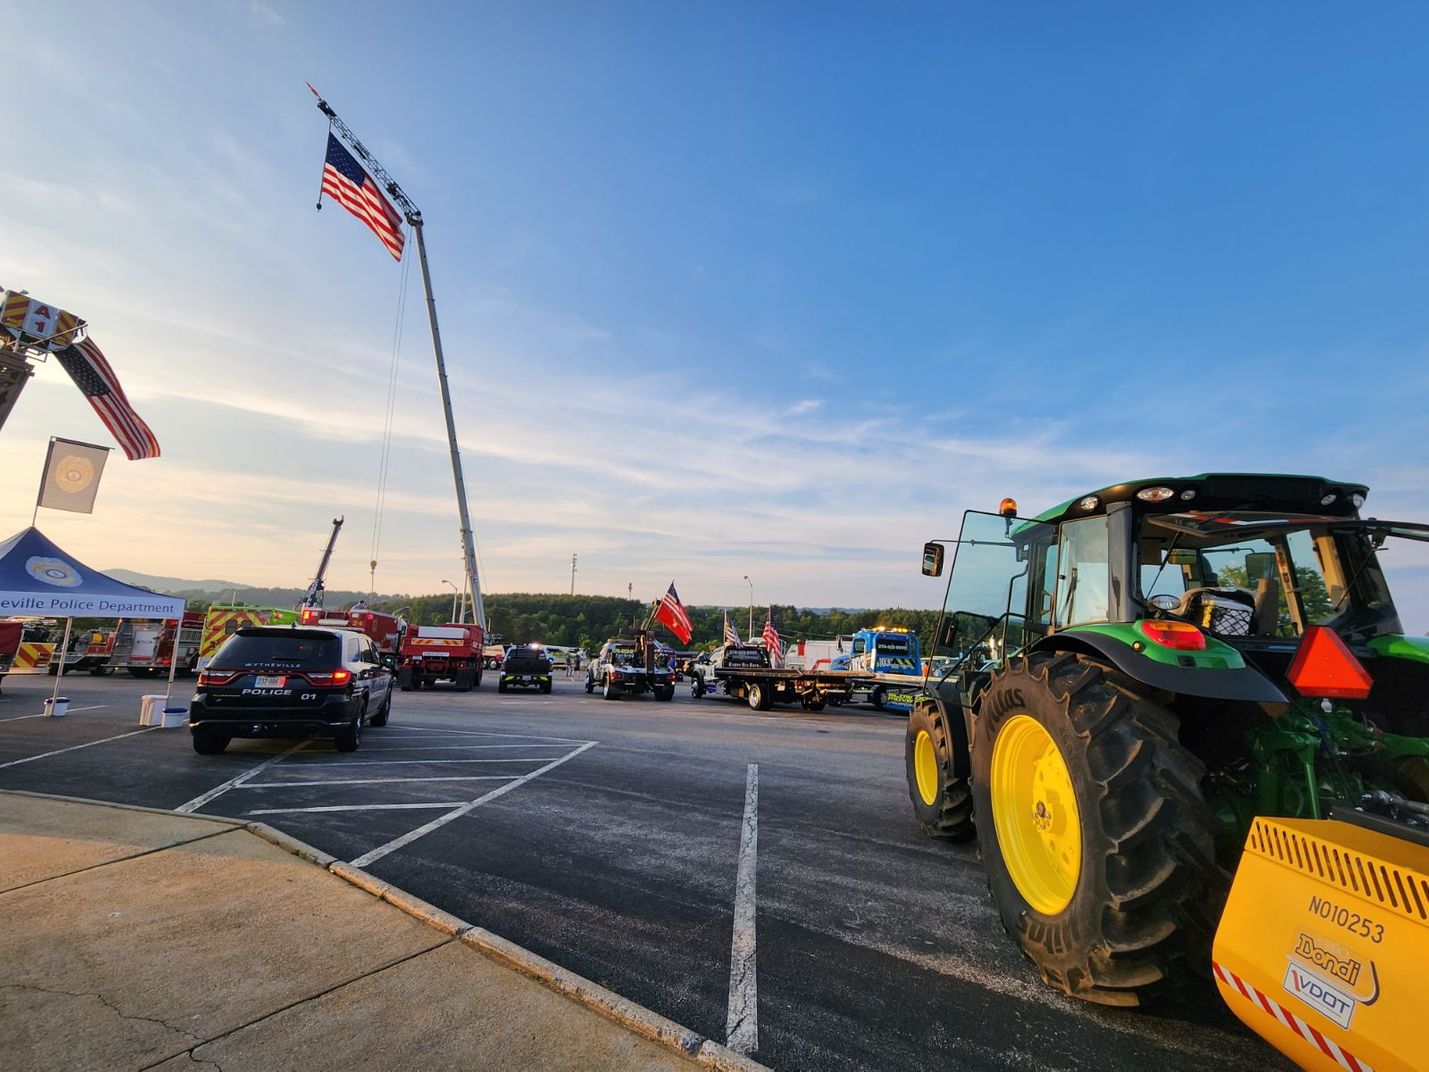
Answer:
[
  {"xmin": 905, "ymin": 700, "xmax": 973, "ymax": 841},
  {"xmin": 972, "ymin": 651, "xmax": 1224, "ymax": 1006}
]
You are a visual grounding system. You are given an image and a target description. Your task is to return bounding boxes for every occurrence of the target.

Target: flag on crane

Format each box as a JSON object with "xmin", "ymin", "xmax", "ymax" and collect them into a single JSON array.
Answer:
[
  {"xmin": 653, "ymin": 583, "xmax": 693, "ymax": 645},
  {"xmin": 54, "ymin": 338, "xmax": 160, "ymax": 460},
  {"xmin": 319, "ymin": 133, "xmax": 406, "ymax": 261},
  {"xmin": 722, "ymin": 611, "xmax": 740, "ymax": 647},
  {"xmin": 762, "ymin": 609, "xmax": 784, "ymax": 668}
]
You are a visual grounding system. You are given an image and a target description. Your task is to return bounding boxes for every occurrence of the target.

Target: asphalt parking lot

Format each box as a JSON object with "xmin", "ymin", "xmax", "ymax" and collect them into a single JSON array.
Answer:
[{"xmin": 0, "ymin": 671, "xmax": 1290, "ymax": 1072}]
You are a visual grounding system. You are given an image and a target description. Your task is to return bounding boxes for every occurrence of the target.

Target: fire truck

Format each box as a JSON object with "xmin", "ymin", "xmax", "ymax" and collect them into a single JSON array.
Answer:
[
  {"xmin": 299, "ymin": 606, "xmax": 405, "ymax": 656},
  {"xmin": 397, "ymin": 621, "xmax": 485, "ymax": 691},
  {"xmin": 197, "ymin": 605, "xmax": 300, "ymax": 670},
  {"xmin": 0, "ymin": 620, "xmax": 22, "ymax": 690},
  {"xmin": 108, "ymin": 612, "xmax": 204, "ymax": 677}
]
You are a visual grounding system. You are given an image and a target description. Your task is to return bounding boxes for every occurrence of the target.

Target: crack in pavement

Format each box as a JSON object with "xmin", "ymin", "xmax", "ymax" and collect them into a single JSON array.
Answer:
[{"xmin": 5, "ymin": 982, "xmax": 206, "ymax": 1045}]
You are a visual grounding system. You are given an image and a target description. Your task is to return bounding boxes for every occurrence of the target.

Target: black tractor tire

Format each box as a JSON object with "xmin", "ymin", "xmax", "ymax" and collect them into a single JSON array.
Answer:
[
  {"xmin": 370, "ymin": 689, "xmax": 391, "ymax": 727},
  {"xmin": 747, "ymin": 682, "xmax": 773, "ymax": 711},
  {"xmin": 905, "ymin": 700, "xmax": 974, "ymax": 841},
  {"xmin": 335, "ymin": 703, "xmax": 365, "ymax": 752},
  {"xmin": 870, "ymin": 685, "xmax": 886, "ymax": 710},
  {"xmin": 191, "ymin": 729, "xmax": 230, "ymax": 755},
  {"xmin": 655, "ymin": 685, "xmax": 674, "ymax": 702},
  {"xmin": 602, "ymin": 676, "xmax": 621, "ymax": 701},
  {"xmin": 972, "ymin": 651, "xmax": 1225, "ymax": 1006}
]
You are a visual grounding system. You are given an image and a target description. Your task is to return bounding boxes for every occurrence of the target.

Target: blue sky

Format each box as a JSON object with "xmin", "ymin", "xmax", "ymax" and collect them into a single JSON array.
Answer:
[{"xmin": 2, "ymin": 2, "xmax": 1427, "ymax": 627}]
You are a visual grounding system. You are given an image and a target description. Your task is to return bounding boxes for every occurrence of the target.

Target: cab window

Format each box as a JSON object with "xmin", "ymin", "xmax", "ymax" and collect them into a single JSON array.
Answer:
[{"xmin": 1055, "ymin": 516, "xmax": 1111, "ymax": 627}]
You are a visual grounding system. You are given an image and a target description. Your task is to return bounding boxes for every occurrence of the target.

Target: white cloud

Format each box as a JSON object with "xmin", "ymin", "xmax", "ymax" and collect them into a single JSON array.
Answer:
[
  {"xmin": 249, "ymin": 2, "xmax": 283, "ymax": 26},
  {"xmin": 785, "ymin": 399, "xmax": 823, "ymax": 416}
]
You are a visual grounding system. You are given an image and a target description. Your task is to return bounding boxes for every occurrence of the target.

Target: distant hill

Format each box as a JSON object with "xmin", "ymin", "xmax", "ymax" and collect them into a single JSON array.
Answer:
[{"xmin": 105, "ymin": 569, "xmax": 250, "ymax": 594}]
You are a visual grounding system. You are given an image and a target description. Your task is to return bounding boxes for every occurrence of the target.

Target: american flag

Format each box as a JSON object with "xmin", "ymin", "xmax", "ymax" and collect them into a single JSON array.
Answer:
[
  {"xmin": 723, "ymin": 611, "xmax": 740, "ymax": 647},
  {"xmin": 653, "ymin": 583, "xmax": 693, "ymax": 645},
  {"xmin": 320, "ymin": 133, "xmax": 405, "ymax": 261},
  {"xmin": 54, "ymin": 338, "xmax": 159, "ymax": 460},
  {"xmin": 762, "ymin": 610, "xmax": 783, "ymax": 668}
]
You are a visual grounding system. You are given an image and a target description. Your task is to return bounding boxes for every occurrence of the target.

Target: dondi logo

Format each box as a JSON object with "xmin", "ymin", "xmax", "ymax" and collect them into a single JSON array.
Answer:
[
  {"xmin": 1292, "ymin": 932, "xmax": 1379, "ymax": 1003},
  {"xmin": 1284, "ymin": 963, "xmax": 1356, "ymax": 1029}
]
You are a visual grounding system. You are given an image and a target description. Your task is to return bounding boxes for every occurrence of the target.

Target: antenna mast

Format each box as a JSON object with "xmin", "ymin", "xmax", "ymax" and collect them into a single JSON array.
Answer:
[{"xmin": 309, "ymin": 86, "xmax": 486, "ymax": 629}]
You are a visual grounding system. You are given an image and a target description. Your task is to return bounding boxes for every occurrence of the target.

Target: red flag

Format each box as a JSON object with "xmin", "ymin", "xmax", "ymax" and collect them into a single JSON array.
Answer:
[{"xmin": 653, "ymin": 583, "xmax": 693, "ymax": 645}]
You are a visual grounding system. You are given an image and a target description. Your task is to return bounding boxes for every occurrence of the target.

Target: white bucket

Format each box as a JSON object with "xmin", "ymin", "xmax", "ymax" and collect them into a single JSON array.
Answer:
[
  {"xmin": 44, "ymin": 697, "xmax": 69, "ymax": 718},
  {"xmin": 161, "ymin": 704, "xmax": 189, "ymax": 729}
]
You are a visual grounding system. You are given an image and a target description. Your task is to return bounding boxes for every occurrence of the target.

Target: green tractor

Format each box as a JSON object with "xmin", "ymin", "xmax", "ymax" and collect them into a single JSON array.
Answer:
[{"xmin": 907, "ymin": 473, "xmax": 1429, "ymax": 1005}]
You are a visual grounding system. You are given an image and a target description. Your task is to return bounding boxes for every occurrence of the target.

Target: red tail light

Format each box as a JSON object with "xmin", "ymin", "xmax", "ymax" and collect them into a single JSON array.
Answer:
[
  {"xmin": 198, "ymin": 669, "xmax": 240, "ymax": 686},
  {"xmin": 301, "ymin": 668, "xmax": 352, "ymax": 687},
  {"xmin": 1138, "ymin": 620, "xmax": 1207, "ymax": 651}
]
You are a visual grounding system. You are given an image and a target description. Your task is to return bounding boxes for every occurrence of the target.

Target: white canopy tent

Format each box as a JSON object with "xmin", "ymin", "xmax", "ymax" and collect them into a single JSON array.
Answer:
[{"xmin": 0, "ymin": 526, "xmax": 185, "ymax": 713}]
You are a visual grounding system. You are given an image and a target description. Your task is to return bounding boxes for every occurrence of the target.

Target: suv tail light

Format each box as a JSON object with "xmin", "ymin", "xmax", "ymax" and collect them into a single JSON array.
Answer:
[
  {"xmin": 301, "ymin": 669, "xmax": 352, "ymax": 687},
  {"xmin": 197, "ymin": 669, "xmax": 240, "ymax": 686}
]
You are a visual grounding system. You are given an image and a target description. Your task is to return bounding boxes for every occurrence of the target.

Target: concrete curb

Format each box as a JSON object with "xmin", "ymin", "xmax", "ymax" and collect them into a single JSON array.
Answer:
[
  {"xmin": 2, "ymin": 789, "xmax": 772, "ymax": 1070},
  {"xmin": 0, "ymin": 788, "xmax": 242, "ymax": 826}
]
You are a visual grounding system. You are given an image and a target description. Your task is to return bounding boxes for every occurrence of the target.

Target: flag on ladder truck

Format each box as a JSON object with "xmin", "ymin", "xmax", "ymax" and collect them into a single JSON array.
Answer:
[
  {"xmin": 723, "ymin": 611, "xmax": 740, "ymax": 647},
  {"xmin": 762, "ymin": 609, "xmax": 783, "ymax": 668},
  {"xmin": 653, "ymin": 583, "xmax": 693, "ymax": 645},
  {"xmin": 319, "ymin": 132, "xmax": 406, "ymax": 261},
  {"xmin": 53, "ymin": 339, "xmax": 160, "ymax": 460}
]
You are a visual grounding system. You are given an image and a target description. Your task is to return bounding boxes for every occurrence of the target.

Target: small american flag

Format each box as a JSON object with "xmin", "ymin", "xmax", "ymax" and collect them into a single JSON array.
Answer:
[
  {"xmin": 723, "ymin": 611, "xmax": 740, "ymax": 647},
  {"xmin": 653, "ymin": 583, "xmax": 693, "ymax": 645},
  {"xmin": 54, "ymin": 338, "xmax": 159, "ymax": 460},
  {"xmin": 762, "ymin": 610, "xmax": 783, "ymax": 668},
  {"xmin": 320, "ymin": 133, "xmax": 405, "ymax": 261}
]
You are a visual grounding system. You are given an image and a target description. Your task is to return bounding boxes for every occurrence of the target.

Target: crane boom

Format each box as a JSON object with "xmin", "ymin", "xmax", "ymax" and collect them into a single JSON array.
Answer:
[
  {"xmin": 308, "ymin": 86, "xmax": 486, "ymax": 628},
  {"xmin": 301, "ymin": 516, "xmax": 344, "ymax": 609}
]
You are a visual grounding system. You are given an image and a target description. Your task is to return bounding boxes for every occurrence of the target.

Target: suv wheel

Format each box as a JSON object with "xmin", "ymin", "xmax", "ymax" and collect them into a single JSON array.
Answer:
[
  {"xmin": 192, "ymin": 728, "xmax": 230, "ymax": 755},
  {"xmin": 335, "ymin": 703, "xmax": 365, "ymax": 752},
  {"xmin": 370, "ymin": 689, "xmax": 391, "ymax": 727}
]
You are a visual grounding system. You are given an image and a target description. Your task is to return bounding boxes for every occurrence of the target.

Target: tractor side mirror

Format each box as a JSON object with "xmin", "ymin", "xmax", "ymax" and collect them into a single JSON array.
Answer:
[
  {"xmin": 922, "ymin": 542, "xmax": 944, "ymax": 577},
  {"xmin": 1245, "ymin": 552, "xmax": 1275, "ymax": 584}
]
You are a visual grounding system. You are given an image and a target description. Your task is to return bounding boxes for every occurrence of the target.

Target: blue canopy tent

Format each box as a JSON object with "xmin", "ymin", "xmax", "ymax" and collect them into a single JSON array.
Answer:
[{"xmin": 0, "ymin": 527, "xmax": 185, "ymax": 714}]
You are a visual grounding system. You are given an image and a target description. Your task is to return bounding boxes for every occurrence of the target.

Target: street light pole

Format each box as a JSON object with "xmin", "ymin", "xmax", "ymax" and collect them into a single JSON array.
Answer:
[
  {"xmin": 743, "ymin": 575, "xmax": 754, "ymax": 639},
  {"xmin": 441, "ymin": 579, "xmax": 458, "ymax": 623},
  {"xmin": 570, "ymin": 553, "xmax": 577, "ymax": 597}
]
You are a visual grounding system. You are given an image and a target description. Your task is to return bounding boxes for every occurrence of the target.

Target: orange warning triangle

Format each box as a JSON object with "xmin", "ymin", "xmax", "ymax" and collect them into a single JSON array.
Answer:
[{"xmin": 1286, "ymin": 625, "xmax": 1374, "ymax": 700}]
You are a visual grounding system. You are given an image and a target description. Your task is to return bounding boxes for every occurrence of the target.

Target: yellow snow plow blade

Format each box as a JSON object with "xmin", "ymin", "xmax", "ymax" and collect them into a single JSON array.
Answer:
[{"xmin": 1213, "ymin": 815, "xmax": 1429, "ymax": 1072}]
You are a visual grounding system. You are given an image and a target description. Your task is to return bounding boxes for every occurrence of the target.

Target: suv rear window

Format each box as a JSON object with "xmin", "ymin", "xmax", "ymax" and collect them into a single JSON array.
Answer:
[{"xmin": 212, "ymin": 631, "xmax": 341, "ymax": 669}]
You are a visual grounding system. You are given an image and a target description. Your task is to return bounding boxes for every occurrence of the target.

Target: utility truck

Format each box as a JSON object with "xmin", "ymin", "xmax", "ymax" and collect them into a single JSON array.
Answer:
[
  {"xmin": 905, "ymin": 473, "xmax": 1429, "ymax": 1072},
  {"xmin": 397, "ymin": 621, "xmax": 484, "ymax": 691}
]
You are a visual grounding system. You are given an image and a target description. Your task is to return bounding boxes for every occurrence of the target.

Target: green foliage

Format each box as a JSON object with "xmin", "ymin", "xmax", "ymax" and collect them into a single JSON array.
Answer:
[{"xmin": 1217, "ymin": 565, "xmax": 1333, "ymax": 631}]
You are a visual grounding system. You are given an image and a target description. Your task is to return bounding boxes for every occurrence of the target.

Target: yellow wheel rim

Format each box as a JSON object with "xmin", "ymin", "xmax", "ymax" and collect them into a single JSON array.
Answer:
[
  {"xmin": 914, "ymin": 729, "xmax": 939, "ymax": 806},
  {"xmin": 990, "ymin": 714, "xmax": 1081, "ymax": 915}
]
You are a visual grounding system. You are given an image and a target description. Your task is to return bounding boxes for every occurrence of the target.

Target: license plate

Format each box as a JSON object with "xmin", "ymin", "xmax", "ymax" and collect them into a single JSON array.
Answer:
[{"xmin": 255, "ymin": 675, "xmax": 287, "ymax": 688}]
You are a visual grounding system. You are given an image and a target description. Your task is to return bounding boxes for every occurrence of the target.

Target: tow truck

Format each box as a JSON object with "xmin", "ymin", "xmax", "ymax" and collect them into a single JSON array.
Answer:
[{"xmin": 829, "ymin": 626, "xmax": 925, "ymax": 710}]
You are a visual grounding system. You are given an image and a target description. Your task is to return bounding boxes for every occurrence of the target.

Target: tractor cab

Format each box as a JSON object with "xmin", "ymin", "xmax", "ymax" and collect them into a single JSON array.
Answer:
[{"xmin": 908, "ymin": 473, "xmax": 1429, "ymax": 1009}]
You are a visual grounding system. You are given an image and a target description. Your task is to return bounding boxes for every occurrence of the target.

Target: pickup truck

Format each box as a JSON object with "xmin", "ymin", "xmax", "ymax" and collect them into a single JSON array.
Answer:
[
  {"xmin": 498, "ymin": 645, "xmax": 553, "ymax": 694},
  {"xmin": 585, "ymin": 636, "xmax": 674, "ymax": 701}
]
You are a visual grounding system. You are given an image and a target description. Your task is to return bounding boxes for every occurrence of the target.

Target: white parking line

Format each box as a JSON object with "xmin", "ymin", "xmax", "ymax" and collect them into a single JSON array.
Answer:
[
  {"xmin": 234, "ymin": 774, "xmax": 514, "ymax": 789},
  {"xmin": 361, "ymin": 743, "xmax": 570, "ymax": 752},
  {"xmin": 247, "ymin": 801, "xmax": 466, "ymax": 816},
  {"xmin": 726, "ymin": 763, "xmax": 759, "ymax": 1055},
  {"xmin": 0, "ymin": 708, "xmax": 106, "ymax": 726},
  {"xmin": 349, "ymin": 741, "xmax": 597, "ymax": 868},
  {"xmin": 278, "ymin": 757, "xmax": 568, "ymax": 767},
  {"xmin": 174, "ymin": 741, "xmax": 308, "ymax": 813},
  {"xmin": 0, "ymin": 727, "xmax": 159, "ymax": 769},
  {"xmin": 388, "ymin": 724, "xmax": 591, "ymax": 744}
]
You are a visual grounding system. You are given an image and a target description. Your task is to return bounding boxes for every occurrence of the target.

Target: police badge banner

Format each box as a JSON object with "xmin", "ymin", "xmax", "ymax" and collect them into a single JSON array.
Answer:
[{"xmin": 38, "ymin": 437, "xmax": 110, "ymax": 514}]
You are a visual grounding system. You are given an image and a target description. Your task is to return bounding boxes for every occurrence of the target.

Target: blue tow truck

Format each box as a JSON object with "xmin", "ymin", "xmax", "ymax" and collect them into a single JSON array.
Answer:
[{"xmin": 830, "ymin": 627, "xmax": 923, "ymax": 710}]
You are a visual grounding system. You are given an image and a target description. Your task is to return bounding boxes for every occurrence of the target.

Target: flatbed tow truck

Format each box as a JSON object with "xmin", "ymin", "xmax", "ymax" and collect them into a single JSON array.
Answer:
[{"xmin": 694, "ymin": 642, "xmax": 920, "ymax": 712}]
